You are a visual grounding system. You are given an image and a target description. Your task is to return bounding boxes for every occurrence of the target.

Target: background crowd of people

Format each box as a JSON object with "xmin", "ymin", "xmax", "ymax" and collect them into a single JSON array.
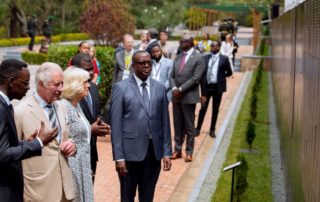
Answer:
[{"xmin": 0, "ymin": 27, "xmax": 237, "ymax": 201}]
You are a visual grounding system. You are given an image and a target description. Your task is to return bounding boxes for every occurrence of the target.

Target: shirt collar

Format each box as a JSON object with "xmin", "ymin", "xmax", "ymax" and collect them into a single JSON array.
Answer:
[
  {"xmin": 33, "ymin": 91, "xmax": 50, "ymax": 109},
  {"xmin": 0, "ymin": 90, "xmax": 10, "ymax": 105},
  {"xmin": 185, "ymin": 47, "xmax": 194, "ymax": 56},
  {"xmin": 212, "ymin": 52, "xmax": 220, "ymax": 58},
  {"xmin": 133, "ymin": 74, "xmax": 150, "ymax": 87},
  {"xmin": 125, "ymin": 49, "xmax": 134, "ymax": 55}
]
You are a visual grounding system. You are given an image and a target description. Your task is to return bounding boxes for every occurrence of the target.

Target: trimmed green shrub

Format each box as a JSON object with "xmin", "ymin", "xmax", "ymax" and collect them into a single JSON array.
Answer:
[
  {"xmin": 235, "ymin": 155, "xmax": 248, "ymax": 201},
  {"xmin": 246, "ymin": 120, "xmax": 256, "ymax": 151},
  {"xmin": 47, "ymin": 45, "xmax": 78, "ymax": 69},
  {"xmin": 47, "ymin": 44, "xmax": 114, "ymax": 108},
  {"xmin": 0, "ymin": 33, "xmax": 89, "ymax": 47},
  {"xmin": 21, "ymin": 52, "xmax": 48, "ymax": 65},
  {"xmin": 95, "ymin": 46, "xmax": 114, "ymax": 108},
  {"xmin": 60, "ymin": 33, "xmax": 89, "ymax": 41}
]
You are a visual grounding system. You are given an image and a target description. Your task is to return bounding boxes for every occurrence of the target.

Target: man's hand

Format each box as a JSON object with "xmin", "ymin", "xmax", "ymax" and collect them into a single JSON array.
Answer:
[
  {"xmin": 115, "ymin": 161, "xmax": 127, "ymax": 177},
  {"xmin": 200, "ymin": 96, "xmax": 207, "ymax": 106},
  {"xmin": 91, "ymin": 117, "xmax": 111, "ymax": 136},
  {"xmin": 27, "ymin": 130, "xmax": 38, "ymax": 142},
  {"xmin": 37, "ymin": 121, "xmax": 58, "ymax": 145},
  {"xmin": 172, "ymin": 88, "xmax": 183, "ymax": 99},
  {"xmin": 60, "ymin": 140, "xmax": 76, "ymax": 157},
  {"xmin": 163, "ymin": 157, "xmax": 171, "ymax": 171}
]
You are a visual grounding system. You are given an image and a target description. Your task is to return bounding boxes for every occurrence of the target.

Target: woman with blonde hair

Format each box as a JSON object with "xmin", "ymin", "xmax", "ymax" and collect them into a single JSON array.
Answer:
[
  {"xmin": 59, "ymin": 67, "xmax": 94, "ymax": 202},
  {"xmin": 220, "ymin": 34, "xmax": 235, "ymax": 72}
]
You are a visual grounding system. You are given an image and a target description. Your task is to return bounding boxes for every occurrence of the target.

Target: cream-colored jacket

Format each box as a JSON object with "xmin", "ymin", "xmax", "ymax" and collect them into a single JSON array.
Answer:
[{"xmin": 15, "ymin": 95, "xmax": 75, "ymax": 202}]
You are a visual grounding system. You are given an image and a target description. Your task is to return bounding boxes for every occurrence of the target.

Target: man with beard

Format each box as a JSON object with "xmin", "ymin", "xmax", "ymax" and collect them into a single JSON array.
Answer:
[{"xmin": 150, "ymin": 43, "xmax": 173, "ymax": 101}]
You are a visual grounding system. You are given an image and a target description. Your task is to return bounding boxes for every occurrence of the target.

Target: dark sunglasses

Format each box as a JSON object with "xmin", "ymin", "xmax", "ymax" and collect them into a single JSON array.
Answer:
[{"xmin": 134, "ymin": 61, "xmax": 152, "ymax": 66}]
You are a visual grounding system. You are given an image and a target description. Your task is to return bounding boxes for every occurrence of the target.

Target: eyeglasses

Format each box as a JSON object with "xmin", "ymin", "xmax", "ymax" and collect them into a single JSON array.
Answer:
[{"xmin": 134, "ymin": 61, "xmax": 152, "ymax": 66}]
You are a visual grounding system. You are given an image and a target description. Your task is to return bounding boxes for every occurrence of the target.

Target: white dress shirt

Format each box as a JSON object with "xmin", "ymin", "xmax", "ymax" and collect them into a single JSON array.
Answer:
[{"xmin": 207, "ymin": 53, "xmax": 220, "ymax": 84}]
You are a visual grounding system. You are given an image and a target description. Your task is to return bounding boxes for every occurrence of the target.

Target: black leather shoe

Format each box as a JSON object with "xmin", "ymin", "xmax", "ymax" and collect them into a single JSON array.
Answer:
[
  {"xmin": 209, "ymin": 131, "xmax": 216, "ymax": 138},
  {"xmin": 195, "ymin": 128, "xmax": 200, "ymax": 137}
]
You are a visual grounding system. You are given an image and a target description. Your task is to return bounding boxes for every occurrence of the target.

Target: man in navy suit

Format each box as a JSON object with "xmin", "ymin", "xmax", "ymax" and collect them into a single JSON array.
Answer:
[
  {"xmin": 110, "ymin": 50, "xmax": 172, "ymax": 202},
  {"xmin": 0, "ymin": 59, "xmax": 57, "ymax": 202},
  {"xmin": 195, "ymin": 41, "xmax": 233, "ymax": 138}
]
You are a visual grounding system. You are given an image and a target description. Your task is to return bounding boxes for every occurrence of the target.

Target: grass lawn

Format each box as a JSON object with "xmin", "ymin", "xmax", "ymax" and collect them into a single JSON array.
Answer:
[{"xmin": 212, "ymin": 69, "xmax": 272, "ymax": 202}]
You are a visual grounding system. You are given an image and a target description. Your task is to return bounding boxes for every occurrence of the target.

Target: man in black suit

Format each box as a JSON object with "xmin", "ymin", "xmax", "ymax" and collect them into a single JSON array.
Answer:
[
  {"xmin": 71, "ymin": 53, "xmax": 111, "ymax": 182},
  {"xmin": 0, "ymin": 59, "xmax": 57, "ymax": 202},
  {"xmin": 195, "ymin": 41, "xmax": 233, "ymax": 138}
]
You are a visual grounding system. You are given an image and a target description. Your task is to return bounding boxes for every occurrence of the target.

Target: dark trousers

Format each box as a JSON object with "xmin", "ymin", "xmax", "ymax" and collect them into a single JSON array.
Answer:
[
  {"xmin": 28, "ymin": 33, "xmax": 35, "ymax": 51},
  {"xmin": 197, "ymin": 84, "xmax": 223, "ymax": 133},
  {"xmin": 119, "ymin": 141, "xmax": 161, "ymax": 202},
  {"xmin": 172, "ymin": 103, "xmax": 196, "ymax": 154}
]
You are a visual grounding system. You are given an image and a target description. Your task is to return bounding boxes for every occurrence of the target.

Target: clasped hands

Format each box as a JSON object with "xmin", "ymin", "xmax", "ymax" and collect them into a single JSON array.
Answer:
[{"xmin": 91, "ymin": 117, "xmax": 111, "ymax": 136}]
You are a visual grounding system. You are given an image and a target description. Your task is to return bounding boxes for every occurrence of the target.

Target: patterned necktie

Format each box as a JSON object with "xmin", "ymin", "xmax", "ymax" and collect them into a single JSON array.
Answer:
[
  {"xmin": 47, "ymin": 105, "xmax": 60, "ymax": 142},
  {"xmin": 207, "ymin": 55, "xmax": 217, "ymax": 83},
  {"xmin": 125, "ymin": 53, "xmax": 132, "ymax": 70},
  {"xmin": 141, "ymin": 82, "xmax": 149, "ymax": 111},
  {"xmin": 179, "ymin": 52, "xmax": 187, "ymax": 73}
]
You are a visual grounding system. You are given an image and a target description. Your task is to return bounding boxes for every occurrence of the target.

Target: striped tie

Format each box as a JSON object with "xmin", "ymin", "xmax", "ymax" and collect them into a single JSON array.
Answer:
[{"xmin": 47, "ymin": 105, "xmax": 60, "ymax": 142}]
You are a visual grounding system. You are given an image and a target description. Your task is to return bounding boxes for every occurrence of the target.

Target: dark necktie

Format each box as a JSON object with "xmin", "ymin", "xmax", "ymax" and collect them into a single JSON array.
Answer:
[
  {"xmin": 8, "ymin": 104, "xmax": 14, "ymax": 119},
  {"xmin": 179, "ymin": 52, "xmax": 187, "ymax": 73},
  {"xmin": 141, "ymin": 82, "xmax": 149, "ymax": 111},
  {"xmin": 85, "ymin": 92, "xmax": 93, "ymax": 116},
  {"xmin": 47, "ymin": 105, "xmax": 60, "ymax": 142}
]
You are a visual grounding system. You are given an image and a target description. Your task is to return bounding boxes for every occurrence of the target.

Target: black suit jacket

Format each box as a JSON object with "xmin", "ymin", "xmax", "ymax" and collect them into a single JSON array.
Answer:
[
  {"xmin": 200, "ymin": 53, "xmax": 233, "ymax": 96},
  {"xmin": 0, "ymin": 96, "xmax": 41, "ymax": 202},
  {"xmin": 79, "ymin": 82, "xmax": 101, "ymax": 171}
]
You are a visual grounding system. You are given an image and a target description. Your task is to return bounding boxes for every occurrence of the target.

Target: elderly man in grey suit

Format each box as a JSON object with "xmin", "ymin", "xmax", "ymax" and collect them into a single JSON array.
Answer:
[
  {"xmin": 113, "ymin": 34, "xmax": 136, "ymax": 84},
  {"xmin": 150, "ymin": 43, "xmax": 173, "ymax": 101},
  {"xmin": 169, "ymin": 34, "xmax": 205, "ymax": 162},
  {"xmin": 110, "ymin": 50, "xmax": 172, "ymax": 202}
]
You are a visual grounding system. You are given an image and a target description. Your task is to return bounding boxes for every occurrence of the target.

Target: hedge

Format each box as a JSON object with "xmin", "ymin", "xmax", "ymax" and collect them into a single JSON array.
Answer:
[
  {"xmin": 0, "ymin": 33, "xmax": 89, "ymax": 47},
  {"xmin": 46, "ymin": 44, "xmax": 114, "ymax": 107},
  {"xmin": 21, "ymin": 52, "xmax": 48, "ymax": 65}
]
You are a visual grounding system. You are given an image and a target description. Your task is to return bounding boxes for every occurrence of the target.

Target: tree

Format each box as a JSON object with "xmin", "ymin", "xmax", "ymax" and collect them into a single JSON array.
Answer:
[{"xmin": 80, "ymin": 0, "xmax": 135, "ymax": 46}]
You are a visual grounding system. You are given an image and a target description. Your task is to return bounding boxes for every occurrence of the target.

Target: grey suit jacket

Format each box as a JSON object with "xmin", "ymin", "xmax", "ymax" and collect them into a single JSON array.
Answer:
[
  {"xmin": 113, "ymin": 49, "xmax": 136, "ymax": 84},
  {"xmin": 169, "ymin": 48, "xmax": 206, "ymax": 104},
  {"xmin": 152, "ymin": 57, "xmax": 173, "ymax": 101},
  {"xmin": 110, "ymin": 74, "xmax": 172, "ymax": 161}
]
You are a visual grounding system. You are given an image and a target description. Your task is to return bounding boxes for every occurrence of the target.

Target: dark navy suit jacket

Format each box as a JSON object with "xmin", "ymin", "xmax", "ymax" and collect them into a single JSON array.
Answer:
[{"xmin": 0, "ymin": 96, "xmax": 41, "ymax": 202}]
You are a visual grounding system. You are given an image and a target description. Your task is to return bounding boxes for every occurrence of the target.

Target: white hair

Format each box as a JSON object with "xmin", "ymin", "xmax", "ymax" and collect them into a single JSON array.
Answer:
[{"xmin": 35, "ymin": 62, "xmax": 63, "ymax": 90}]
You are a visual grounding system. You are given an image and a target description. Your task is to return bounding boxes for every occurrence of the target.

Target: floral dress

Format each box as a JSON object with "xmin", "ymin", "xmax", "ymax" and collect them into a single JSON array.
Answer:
[{"xmin": 61, "ymin": 99, "xmax": 94, "ymax": 202}]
